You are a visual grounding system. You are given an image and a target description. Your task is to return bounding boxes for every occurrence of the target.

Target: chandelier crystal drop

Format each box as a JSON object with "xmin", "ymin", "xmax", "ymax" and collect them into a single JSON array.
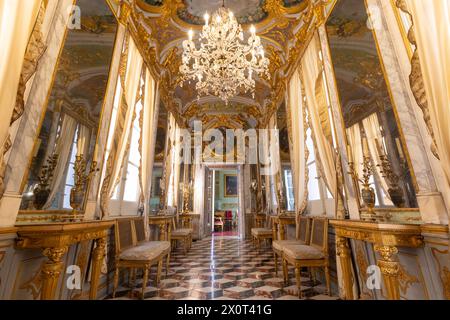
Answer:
[{"xmin": 179, "ymin": 7, "xmax": 270, "ymax": 104}]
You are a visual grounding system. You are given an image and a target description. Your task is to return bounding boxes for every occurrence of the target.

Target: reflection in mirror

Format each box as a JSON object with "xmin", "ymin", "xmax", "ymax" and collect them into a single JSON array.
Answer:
[
  {"xmin": 277, "ymin": 102, "xmax": 295, "ymax": 212},
  {"xmin": 326, "ymin": 0, "xmax": 417, "ymax": 209},
  {"xmin": 20, "ymin": 0, "xmax": 118, "ymax": 211},
  {"xmin": 150, "ymin": 103, "xmax": 169, "ymax": 214}
]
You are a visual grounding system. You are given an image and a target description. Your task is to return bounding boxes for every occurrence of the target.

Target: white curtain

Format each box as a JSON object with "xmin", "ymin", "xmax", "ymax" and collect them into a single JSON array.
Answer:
[
  {"xmin": 0, "ymin": 0, "xmax": 41, "ymax": 147},
  {"xmin": 405, "ymin": 0, "xmax": 450, "ymax": 188},
  {"xmin": 0, "ymin": 0, "xmax": 41, "ymax": 195},
  {"xmin": 301, "ymin": 33, "xmax": 336, "ymax": 198},
  {"xmin": 76, "ymin": 124, "xmax": 91, "ymax": 157},
  {"xmin": 139, "ymin": 68, "xmax": 159, "ymax": 222},
  {"xmin": 100, "ymin": 37, "xmax": 143, "ymax": 218},
  {"xmin": 166, "ymin": 115, "xmax": 179, "ymax": 208},
  {"xmin": 44, "ymin": 114, "xmax": 77, "ymax": 208},
  {"xmin": 362, "ymin": 114, "xmax": 392, "ymax": 201},
  {"xmin": 288, "ymin": 68, "xmax": 309, "ymax": 238}
]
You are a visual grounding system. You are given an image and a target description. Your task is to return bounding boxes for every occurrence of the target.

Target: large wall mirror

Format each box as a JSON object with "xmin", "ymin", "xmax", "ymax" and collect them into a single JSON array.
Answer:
[
  {"xmin": 20, "ymin": 0, "xmax": 118, "ymax": 212},
  {"xmin": 326, "ymin": 0, "xmax": 417, "ymax": 210},
  {"xmin": 149, "ymin": 103, "xmax": 169, "ymax": 213},
  {"xmin": 277, "ymin": 103, "xmax": 295, "ymax": 212}
]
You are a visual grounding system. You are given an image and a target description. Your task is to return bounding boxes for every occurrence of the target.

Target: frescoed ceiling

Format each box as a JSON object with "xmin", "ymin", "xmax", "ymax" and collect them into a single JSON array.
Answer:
[{"xmin": 127, "ymin": 0, "xmax": 335, "ymax": 129}]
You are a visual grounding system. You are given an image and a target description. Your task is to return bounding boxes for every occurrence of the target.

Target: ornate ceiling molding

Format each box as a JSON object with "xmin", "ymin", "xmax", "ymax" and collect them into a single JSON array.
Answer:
[{"xmin": 120, "ymin": 0, "xmax": 337, "ymax": 129}]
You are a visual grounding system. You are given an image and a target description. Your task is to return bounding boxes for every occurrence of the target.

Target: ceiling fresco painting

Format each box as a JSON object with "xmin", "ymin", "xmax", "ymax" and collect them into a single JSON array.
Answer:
[
  {"xmin": 130, "ymin": 0, "xmax": 333, "ymax": 129},
  {"xmin": 177, "ymin": 0, "xmax": 268, "ymax": 25}
]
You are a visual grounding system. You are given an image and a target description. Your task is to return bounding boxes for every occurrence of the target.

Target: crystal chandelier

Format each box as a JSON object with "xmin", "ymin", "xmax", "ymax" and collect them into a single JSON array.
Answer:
[{"xmin": 179, "ymin": 4, "xmax": 270, "ymax": 104}]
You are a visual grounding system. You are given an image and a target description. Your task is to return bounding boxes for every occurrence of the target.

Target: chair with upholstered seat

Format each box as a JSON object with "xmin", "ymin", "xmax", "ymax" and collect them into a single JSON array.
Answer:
[
  {"xmin": 281, "ymin": 217, "xmax": 331, "ymax": 298},
  {"xmin": 251, "ymin": 213, "xmax": 273, "ymax": 250},
  {"xmin": 112, "ymin": 217, "xmax": 171, "ymax": 299},
  {"xmin": 214, "ymin": 211, "xmax": 225, "ymax": 233},
  {"xmin": 171, "ymin": 215, "xmax": 193, "ymax": 254},
  {"xmin": 272, "ymin": 216, "xmax": 311, "ymax": 276}
]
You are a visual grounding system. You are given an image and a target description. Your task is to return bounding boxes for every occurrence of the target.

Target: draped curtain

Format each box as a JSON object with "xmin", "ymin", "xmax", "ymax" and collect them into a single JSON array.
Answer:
[
  {"xmin": 362, "ymin": 114, "xmax": 392, "ymax": 203},
  {"xmin": 301, "ymin": 33, "xmax": 336, "ymax": 198},
  {"xmin": 76, "ymin": 124, "xmax": 91, "ymax": 157},
  {"xmin": 288, "ymin": 68, "xmax": 309, "ymax": 239},
  {"xmin": 0, "ymin": 0, "xmax": 42, "ymax": 196},
  {"xmin": 100, "ymin": 37, "xmax": 143, "ymax": 218},
  {"xmin": 139, "ymin": 68, "xmax": 160, "ymax": 224},
  {"xmin": 405, "ymin": 0, "xmax": 450, "ymax": 188},
  {"xmin": 44, "ymin": 114, "xmax": 77, "ymax": 208},
  {"xmin": 165, "ymin": 114, "xmax": 177, "ymax": 208}
]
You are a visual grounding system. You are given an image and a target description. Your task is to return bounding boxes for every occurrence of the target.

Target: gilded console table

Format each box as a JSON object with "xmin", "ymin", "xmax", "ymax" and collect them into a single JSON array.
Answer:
[
  {"xmin": 148, "ymin": 215, "xmax": 174, "ymax": 241},
  {"xmin": 330, "ymin": 219, "xmax": 423, "ymax": 300},
  {"xmin": 271, "ymin": 215, "xmax": 296, "ymax": 240},
  {"xmin": 15, "ymin": 220, "xmax": 114, "ymax": 300}
]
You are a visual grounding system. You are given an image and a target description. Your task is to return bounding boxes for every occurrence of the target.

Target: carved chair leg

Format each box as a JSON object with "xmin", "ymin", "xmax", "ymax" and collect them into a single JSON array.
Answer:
[
  {"xmin": 112, "ymin": 267, "xmax": 120, "ymax": 298},
  {"xmin": 274, "ymin": 252, "xmax": 278, "ymax": 276},
  {"xmin": 325, "ymin": 265, "xmax": 331, "ymax": 296},
  {"xmin": 142, "ymin": 267, "xmax": 149, "ymax": 300},
  {"xmin": 282, "ymin": 257, "xmax": 289, "ymax": 286},
  {"xmin": 312, "ymin": 268, "xmax": 317, "ymax": 285},
  {"xmin": 156, "ymin": 259, "xmax": 163, "ymax": 286},
  {"xmin": 295, "ymin": 266, "xmax": 302, "ymax": 299},
  {"xmin": 166, "ymin": 252, "xmax": 171, "ymax": 276}
]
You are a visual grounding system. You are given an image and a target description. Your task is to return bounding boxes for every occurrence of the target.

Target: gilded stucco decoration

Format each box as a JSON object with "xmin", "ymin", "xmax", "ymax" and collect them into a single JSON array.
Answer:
[{"xmin": 127, "ymin": 0, "xmax": 336, "ymax": 129}]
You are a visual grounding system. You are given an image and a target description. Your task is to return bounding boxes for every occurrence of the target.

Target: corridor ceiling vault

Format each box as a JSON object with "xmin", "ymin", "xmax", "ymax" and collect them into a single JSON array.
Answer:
[{"xmin": 122, "ymin": 0, "xmax": 334, "ymax": 129}]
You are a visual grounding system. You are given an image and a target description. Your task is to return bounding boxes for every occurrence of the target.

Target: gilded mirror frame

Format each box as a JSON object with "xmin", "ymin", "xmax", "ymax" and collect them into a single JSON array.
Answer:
[
  {"xmin": 18, "ymin": 0, "xmax": 120, "ymax": 216},
  {"xmin": 323, "ymin": 0, "xmax": 419, "ymax": 215}
]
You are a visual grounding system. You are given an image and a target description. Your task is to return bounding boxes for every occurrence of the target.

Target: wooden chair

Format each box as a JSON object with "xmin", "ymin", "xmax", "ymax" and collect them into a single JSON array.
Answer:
[
  {"xmin": 171, "ymin": 215, "xmax": 193, "ymax": 254},
  {"xmin": 112, "ymin": 217, "xmax": 171, "ymax": 299},
  {"xmin": 272, "ymin": 216, "xmax": 311, "ymax": 276},
  {"xmin": 214, "ymin": 211, "xmax": 225, "ymax": 233},
  {"xmin": 251, "ymin": 213, "xmax": 273, "ymax": 249},
  {"xmin": 282, "ymin": 217, "xmax": 331, "ymax": 298}
]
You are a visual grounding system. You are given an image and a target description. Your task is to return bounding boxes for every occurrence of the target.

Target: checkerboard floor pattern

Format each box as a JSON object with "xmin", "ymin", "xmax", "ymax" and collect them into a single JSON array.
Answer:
[{"xmin": 107, "ymin": 236, "xmax": 338, "ymax": 300}]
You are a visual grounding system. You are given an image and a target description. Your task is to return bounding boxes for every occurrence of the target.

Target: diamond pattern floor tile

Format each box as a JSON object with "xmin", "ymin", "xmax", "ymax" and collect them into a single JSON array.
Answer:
[{"xmin": 106, "ymin": 237, "xmax": 337, "ymax": 301}]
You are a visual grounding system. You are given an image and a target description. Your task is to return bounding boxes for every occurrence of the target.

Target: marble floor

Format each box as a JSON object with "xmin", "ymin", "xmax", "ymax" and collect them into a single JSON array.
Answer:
[{"xmin": 108, "ymin": 236, "xmax": 338, "ymax": 300}]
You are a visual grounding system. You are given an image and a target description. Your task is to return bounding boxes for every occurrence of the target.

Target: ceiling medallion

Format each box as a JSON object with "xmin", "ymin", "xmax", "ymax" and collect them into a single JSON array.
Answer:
[{"xmin": 179, "ymin": 2, "xmax": 270, "ymax": 104}]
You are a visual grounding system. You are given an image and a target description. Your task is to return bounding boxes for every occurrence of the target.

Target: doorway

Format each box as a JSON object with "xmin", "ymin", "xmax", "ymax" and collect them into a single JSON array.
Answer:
[{"xmin": 210, "ymin": 168, "xmax": 240, "ymax": 237}]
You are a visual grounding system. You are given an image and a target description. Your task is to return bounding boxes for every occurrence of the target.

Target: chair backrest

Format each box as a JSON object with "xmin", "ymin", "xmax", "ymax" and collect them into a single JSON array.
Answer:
[
  {"xmin": 298, "ymin": 216, "xmax": 311, "ymax": 244},
  {"xmin": 309, "ymin": 217, "xmax": 329, "ymax": 254},
  {"xmin": 133, "ymin": 217, "xmax": 147, "ymax": 243},
  {"xmin": 115, "ymin": 218, "xmax": 134, "ymax": 254},
  {"xmin": 166, "ymin": 206, "xmax": 177, "ymax": 215},
  {"xmin": 179, "ymin": 215, "xmax": 193, "ymax": 229},
  {"xmin": 254, "ymin": 214, "xmax": 266, "ymax": 228}
]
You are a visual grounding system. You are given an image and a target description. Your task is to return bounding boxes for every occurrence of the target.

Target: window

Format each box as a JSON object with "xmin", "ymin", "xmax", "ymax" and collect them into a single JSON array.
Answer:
[
  {"xmin": 123, "ymin": 101, "xmax": 142, "ymax": 202},
  {"xmin": 284, "ymin": 168, "xmax": 295, "ymax": 211},
  {"xmin": 109, "ymin": 84, "xmax": 143, "ymax": 215},
  {"xmin": 62, "ymin": 128, "xmax": 78, "ymax": 209},
  {"xmin": 306, "ymin": 126, "xmax": 321, "ymax": 201}
]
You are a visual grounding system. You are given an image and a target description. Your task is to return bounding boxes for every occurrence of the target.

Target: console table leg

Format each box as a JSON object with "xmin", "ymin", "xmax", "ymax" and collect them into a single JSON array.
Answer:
[
  {"xmin": 336, "ymin": 236, "xmax": 354, "ymax": 300},
  {"xmin": 41, "ymin": 247, "xmax": 67, "ymax": 300},
  {"xmin": 90, "ymin": 237, "xmax": 107, "ymax": 300},
  {"xmin": 375, "ymin": 245, "xmax": 400, "ymax": 300}
]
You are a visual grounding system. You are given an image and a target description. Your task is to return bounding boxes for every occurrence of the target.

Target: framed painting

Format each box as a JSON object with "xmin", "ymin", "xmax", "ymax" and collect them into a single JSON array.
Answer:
[{"xmin": 224, "ymin": 174, "xmax": 238, "ymax": 197}]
